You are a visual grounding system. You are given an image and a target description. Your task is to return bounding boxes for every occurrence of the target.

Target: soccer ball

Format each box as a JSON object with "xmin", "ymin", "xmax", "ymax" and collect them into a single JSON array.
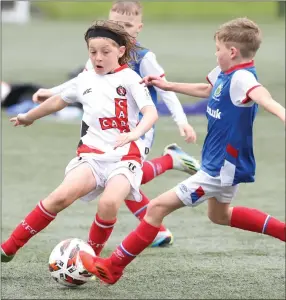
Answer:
[{"xmin": 48, "ymin": 238, "xmax": 95, "ymax": 287}]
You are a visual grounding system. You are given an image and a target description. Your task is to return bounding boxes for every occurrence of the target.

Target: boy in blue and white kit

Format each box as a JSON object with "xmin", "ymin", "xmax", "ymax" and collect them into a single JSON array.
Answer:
[{"xmin": 80, "ymin": 17, "xmax": 286, "ymax": 285}]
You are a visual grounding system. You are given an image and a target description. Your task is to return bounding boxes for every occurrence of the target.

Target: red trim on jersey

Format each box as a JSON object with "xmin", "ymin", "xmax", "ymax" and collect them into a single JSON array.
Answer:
[
  {"xmin": 241, "ymin": 85, "xmax": 261, "ymax": 104},
  {"xmin": 206, "ymin": 76, "xmax": 213, "ymax": 86},
  {"xmin": 121, "ymin": 141, "xmax": 142, "ymax": 164},
  {"xmin": 224, "ymin": 60, "xmax": 254, "ymax": 75},
  {"xmin": 160, "ymin": 74, "xmax": 165, "ymax": 78},
  {"xmin": 77, "ymin": 144, "xmax": 105, "ymax": 156},
  {"xmin": 226, "ymin": 144, "xmax": 238, "ymax": 158},
  {"xmin": 113, "ymin": 64, "xmax": 129, "ymax": 73}
]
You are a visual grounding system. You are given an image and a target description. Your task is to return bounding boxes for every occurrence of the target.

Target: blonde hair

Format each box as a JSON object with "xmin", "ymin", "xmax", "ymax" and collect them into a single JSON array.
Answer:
[
  {"xmin": 215, "ymin": 17, "xmax": 262, "ymax": 58},
  {"xmin": 84, "ymin": 20, "xmax": 139, "ymax": 65},
  {"xmin": 110, "ymin": 0, "xmax": 142, "ymax": 16}
]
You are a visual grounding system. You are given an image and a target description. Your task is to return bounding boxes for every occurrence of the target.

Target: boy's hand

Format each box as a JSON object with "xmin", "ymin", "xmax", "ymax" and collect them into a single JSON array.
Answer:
[
  {"xmin": 178, "ymin": 124, "xmax": 197, "ymax": 143},
  {"xmin": 140, "ymin": 76, "xmax": 171, "ymax": 91},
  {"xmin": 32, "ymin": 88, "xmax": 53, "ymax": 103},
  {"xmin": 114, "ymin": 131, "xmax": 140, "ymax": 149},
  {"xmin": 10, "ymin": 113, "xmax": 34, "ymax": 127}
]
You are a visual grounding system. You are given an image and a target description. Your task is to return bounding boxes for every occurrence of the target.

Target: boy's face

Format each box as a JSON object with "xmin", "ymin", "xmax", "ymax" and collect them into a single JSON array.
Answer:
[
  {"xmin": 88, "ymin": 38, "xmax": 125, "ymax": 75},
  {"xmin": 215, "ymin": 38, "xmax": 239, "ymax": 71},
  {"xmin": 109, "ymin": 11, "xmax": 143, "ymax": 38}
]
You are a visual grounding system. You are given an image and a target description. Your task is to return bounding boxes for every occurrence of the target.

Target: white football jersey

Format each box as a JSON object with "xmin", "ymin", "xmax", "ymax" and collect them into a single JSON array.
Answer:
[{"xmin": 61, "ymin": 64, "xmax": 155, "ymax": 163}]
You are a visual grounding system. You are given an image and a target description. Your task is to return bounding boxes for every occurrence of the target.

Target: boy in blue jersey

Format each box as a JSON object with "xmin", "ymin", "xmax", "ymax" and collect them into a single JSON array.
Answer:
[
  {"xmin": 79, "ymin": 17, "xmax": 286, "ymax": 285},
  {"xmin": 29, "ymin": 1, "xmax": 201, "ymax": 250}
]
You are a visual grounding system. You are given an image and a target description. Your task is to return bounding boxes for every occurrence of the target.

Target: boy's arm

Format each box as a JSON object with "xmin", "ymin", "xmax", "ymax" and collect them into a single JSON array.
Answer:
[
  {"xmin": 165, "ymin": 66, "xmax": 220, "ymax": 98},
  {"xmin": 33, "ymin": 59, "xmax": 91, "ymax": 103},
  {"xmin": 127, "ymin": 79, "xmax": 158, "ymax": 138},
  {"xmin": 114, "ymin": 81, "xmax": 158, "ymax": 149},
  {"xmin": 141, "ymin": 65, "xmax": 220, "ymax": 99},
  {"xmin": 166, "ymin": 82, "xmax": 212, "ymax": 98},
  {"xmin": 230, "ymin": 70, "xmax": 285, "ymax": 124},
  {"xmin": 49, "ymin": 59, "xmax": 92, "ymax": 95},
  {"xmin": 140, "ymin": 52, "xmax": 211, "ymax": 142},
  {"xmin": 32, "ymin": 78, "xmax": 77, "ymax": 104},
  {"xmin": 141, "ymin": 76, "xmax": 212, "ymax": 99},
  {"xmin": 10, "ymin": 95, "xmax": 68, "ymax": 127},
  {"xmin": 249, "ymin": 86, "xmax": 285, "ymax": 123},
  {"xmin": 139, "ymin": 52, "xmax": 188, "ymax": 125},
  {"xmin": 25, "ymin": 95, "xmax": 68, "ymax": 121},
  {"xmin": 49, "ymin": 78, "xmax": 77, "ymax": 96},
  {"xmin": 11, "ymin": 76, "xmax": 79, "ymax": 127},
  {"xmin": 153, "ymin": 79, "xmax": 188, "ymax": 125}
]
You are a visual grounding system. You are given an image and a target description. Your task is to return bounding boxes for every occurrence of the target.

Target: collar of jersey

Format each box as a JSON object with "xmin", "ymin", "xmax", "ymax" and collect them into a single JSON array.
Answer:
[
  {"xmin": 224, "ymin": 60, "xmax": 254, "ymax": 75},
  {"xmin": 107, "ymin": 64, "xmax": 129, "ymax": 74}
]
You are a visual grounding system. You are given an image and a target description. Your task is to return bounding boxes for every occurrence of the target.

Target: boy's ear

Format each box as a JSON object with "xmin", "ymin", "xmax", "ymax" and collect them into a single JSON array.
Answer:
[
  {"xmin": 230, "ymin": 46, "xmax": 239, "ymax": 59},
  {"xmin": 138, "ymin": 22, "xmax": 143, "ymax": 32},
  {"xmin": 118, "ymin": 46, "xmax": 126, "ymax": 58}
]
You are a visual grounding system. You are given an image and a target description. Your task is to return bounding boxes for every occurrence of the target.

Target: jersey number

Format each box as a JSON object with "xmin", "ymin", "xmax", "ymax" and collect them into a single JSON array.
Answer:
[{"xmin": 99, "ymin": 98, "xmax": 130, "ymax": 133}]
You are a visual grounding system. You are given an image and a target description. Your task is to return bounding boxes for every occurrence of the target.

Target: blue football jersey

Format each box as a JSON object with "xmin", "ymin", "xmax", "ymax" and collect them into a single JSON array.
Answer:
[{"xmin": 201, "ymin": 61, "xmax": 261, "ymax": 186}]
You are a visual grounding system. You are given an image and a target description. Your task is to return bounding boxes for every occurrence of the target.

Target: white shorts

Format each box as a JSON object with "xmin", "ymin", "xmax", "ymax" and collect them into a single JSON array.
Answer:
[
  {"xmin": 175, "ymin": 170, "xmax": 238, "ymax": 207},
  {"xmin": 142, "ymin": 127, "xmax": 155, "ymax": 160},
  {"xmin": 65, "ymin": 156, "xmax": 143, "ymax": 202}
]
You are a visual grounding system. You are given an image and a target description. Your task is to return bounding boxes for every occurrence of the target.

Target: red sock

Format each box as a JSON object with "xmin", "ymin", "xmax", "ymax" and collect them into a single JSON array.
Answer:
[
  {"xmin": 125, "ymin": 190, "xmax": 167, "ymax": 232},
  {"xmin": 141, "ymin": 154, "xmax": 173, "ymax": 184},
  {"xmin": 110, "ymin": 219, "xmax": 160, "ymax": 268},
  {"xmin": 230, "ymin": 206, "xmax": 286, "ymax": 241},
  {"xmin": 88, "ymin": 214, "xmax": 116, "ymax": 256},
  {"xmin": 1, "ymin": 201, "xmax": 56, "ymax": 256}
]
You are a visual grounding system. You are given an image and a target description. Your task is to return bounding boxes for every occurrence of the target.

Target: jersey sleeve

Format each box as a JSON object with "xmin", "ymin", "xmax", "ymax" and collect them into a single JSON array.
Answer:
[
  {"xmin": 49, "ymin": 78, "xmax": 77, "ymax": 96},
  {"xmin": 206, "ymin": 66, "xmax": 221, "ymax": 86},
  {"xmin": 139, "ymin": 51, "xmax": 165, "ymax": 78},
  {"xmin": 60, "ymin": 76, "xmax": 79, "ymax": 104},
  {"xmin": 230, "ymin": 70, "xmax": 261, "ymax": 106}
]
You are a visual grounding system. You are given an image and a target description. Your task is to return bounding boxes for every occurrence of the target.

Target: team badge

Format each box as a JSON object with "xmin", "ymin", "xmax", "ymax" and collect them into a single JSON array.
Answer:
[
  {"xmin": 116, "ymin": 85, "xmax": 126, "ymax": 96},
  {"xmin": 213, "ymin": 83, "xmax": 223, "ymax": 101}
]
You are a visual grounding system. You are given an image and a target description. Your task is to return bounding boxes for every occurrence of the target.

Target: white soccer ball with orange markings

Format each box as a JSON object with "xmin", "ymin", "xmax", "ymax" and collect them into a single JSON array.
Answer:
[{"xmin": 48, "ymin": 238, "xmax": 95, "ymax": 287}]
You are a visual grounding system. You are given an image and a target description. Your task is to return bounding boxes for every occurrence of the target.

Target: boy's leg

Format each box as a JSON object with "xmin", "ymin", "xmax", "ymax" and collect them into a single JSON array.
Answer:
[
  {"xmin": 79, "ymin": 170, "xmax": 219, "ymax": 284},
  {"xmin": 87, "ymin": 159, "xmax": 143, "ymax": 256},
  {"xmin": 141, "ymin": 144, "xmax": 200, "ymax": 185},
  {"xmin": 124, "ymin": 143, "xmax": 200, "ymax": 246},
  {"xmin": 208, "ymin": 198, "xmax": 286, "ymax": 241},
  {"xmin": 88, "ymin": 174, "xmax": 131, "ymax": 256},
  {"xmin": 124, "ymin": 190, "xmax": 173, "ymax": 247},
  {"xmin": 230, "ymin": 207, "xmax": 285, "ymax": 241},
  {"xmin": 80, "ymin": 189, "xmax": 185, "ymax": 284},
  {"xmin": 1, "ymin": 163, "xmax": 96, "ymax": 262}
]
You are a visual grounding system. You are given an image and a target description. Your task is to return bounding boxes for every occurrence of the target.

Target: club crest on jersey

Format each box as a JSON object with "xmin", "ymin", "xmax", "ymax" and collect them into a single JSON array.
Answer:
[
  {"xmin": 213, "ymin": 83, "xmax": 223, "ymax": 101},
  {"xmin": 116, "ymin": 85, "xmax": 126, "ymax": 96}
]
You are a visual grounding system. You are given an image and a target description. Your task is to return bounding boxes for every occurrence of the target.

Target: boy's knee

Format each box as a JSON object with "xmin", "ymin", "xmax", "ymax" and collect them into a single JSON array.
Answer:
[
  {"xmin": 98, "ymin": 197, "xmax": 121, "ymax": 219},
  {"xmin": 207, "ymin": 210, "xmax": 229, "ymax": 225},
  {"xmin": 146, "ymin": 199, "xmax": 166, "ymax": 219},
  {"xmin": 43, "ymin": 191, "xmax": 72, "ymax": 213}
]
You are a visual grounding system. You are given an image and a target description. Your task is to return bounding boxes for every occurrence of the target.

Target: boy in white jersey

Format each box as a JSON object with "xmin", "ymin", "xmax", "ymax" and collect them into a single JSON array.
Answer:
[
  {"xmin": 79, "ymin": 18, "xmax": 286, "ymax": 285},
  {"xmin": 1, "ymin": 20, "xmax": 159, "ymax": 263},
  {"xmin": 32, "ymin": 1, "xmax": 201, "ymax": 247}
]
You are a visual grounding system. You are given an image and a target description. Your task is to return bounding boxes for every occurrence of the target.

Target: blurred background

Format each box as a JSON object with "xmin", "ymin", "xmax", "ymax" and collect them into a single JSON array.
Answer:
[
  {"xmin": 1, "ymin": 1, "xmax": 285, "ymax": 116},
  {"xmin": 1, "ymin": 2, "xmax": 285, "ymax": 300}
]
